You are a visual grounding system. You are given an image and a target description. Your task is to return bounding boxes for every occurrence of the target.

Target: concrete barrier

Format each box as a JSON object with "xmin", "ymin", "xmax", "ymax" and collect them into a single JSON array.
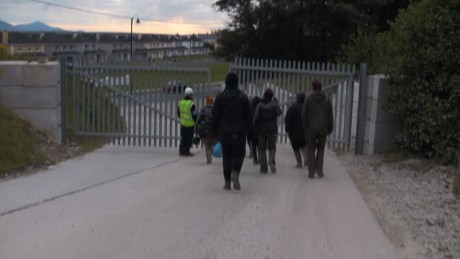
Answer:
[
  {"xmin": 0, "ymin": 61, "xmax": 61, "ymax": 142},
  {"xmin": 363, "ymin": 75, "xmax": 398, "ymax": 155}
]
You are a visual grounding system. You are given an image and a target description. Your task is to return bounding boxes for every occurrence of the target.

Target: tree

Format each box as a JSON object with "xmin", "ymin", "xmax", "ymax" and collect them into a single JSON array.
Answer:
[{"xmin": 213, "ymin": 0, "xmax": 410, "ymax": 61}]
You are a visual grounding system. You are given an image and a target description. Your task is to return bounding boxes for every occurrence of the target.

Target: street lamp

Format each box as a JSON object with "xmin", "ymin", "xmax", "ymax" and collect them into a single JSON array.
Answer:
[{"xmin": 130, "ymin": 15, "xmax": 140, "ymax": 61}]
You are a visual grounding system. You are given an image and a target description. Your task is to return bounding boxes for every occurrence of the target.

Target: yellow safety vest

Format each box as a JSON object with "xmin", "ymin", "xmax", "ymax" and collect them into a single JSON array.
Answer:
[{"xmin": 178, "ymin": 99, "xmax": 195, "ymax": 127}]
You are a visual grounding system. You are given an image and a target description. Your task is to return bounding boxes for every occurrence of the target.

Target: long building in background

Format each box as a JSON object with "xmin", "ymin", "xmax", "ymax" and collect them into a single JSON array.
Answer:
[{"xmin": 0, "ymin": 31, "xmax": 218, "ymax": 65}]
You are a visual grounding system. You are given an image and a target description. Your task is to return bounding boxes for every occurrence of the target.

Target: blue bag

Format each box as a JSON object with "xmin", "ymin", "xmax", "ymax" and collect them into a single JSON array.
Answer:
[{"xmin": 212, "ymin": 141, "xmax": 222, "ymax": 158}]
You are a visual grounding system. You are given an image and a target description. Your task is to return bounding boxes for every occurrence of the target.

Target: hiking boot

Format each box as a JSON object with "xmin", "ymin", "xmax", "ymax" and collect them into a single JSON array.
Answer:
[
  {"xmin": 223, "ymin": 180, "xmax": 231, "ymax": 191},
  {"xmin": 231, "ymin": 170, "xmax": 240, "ymax": 190},
  {"xmin": 294, "ymin": 149, "xmax": 302, "ymax": 168}
]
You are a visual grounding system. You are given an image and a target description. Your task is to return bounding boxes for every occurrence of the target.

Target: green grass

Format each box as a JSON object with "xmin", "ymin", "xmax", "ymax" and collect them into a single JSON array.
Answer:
[{"xmin": 0, "ymin": 104, "xmax": 45, "ymax": 176}]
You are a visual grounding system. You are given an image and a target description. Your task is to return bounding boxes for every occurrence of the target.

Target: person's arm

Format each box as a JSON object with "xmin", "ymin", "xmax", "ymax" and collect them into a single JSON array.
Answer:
[
  {"xmin": 301, "ymin": 97, "xmax": 309, "ymax": 130},
  {"xmin": 285, "ymin": 106, "xmax": 293, "ymax": 133},
  {"xmin": 177, "ymin": 100, "xmax": 181, "ymax": 118},
  {"xmin": 191, "ymin": 104, "xmax": 197, "ymax": 122},
  {"xmin": 327, "ymin": 99, "xmax": 333, "ymax": 135}
]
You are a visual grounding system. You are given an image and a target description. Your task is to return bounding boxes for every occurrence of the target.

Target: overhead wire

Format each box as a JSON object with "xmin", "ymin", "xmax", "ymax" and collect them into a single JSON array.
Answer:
[{"xmin": 26, "ymin": 0, "xmax": 222, "ymax": 25}]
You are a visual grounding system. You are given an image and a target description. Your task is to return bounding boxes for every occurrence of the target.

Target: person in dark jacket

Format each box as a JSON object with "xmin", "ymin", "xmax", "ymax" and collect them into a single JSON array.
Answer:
[
  {"xmin": 177, "ymin": 87, "xmax": 197, "ymax": 156},
  {"xmin": 253, "ymin": 88, "xmax": 282, "ymax": 173},
  {"xmin": 211, "ymin": 72, "xmax": 253, "ymax": 191},
  {"xmin": 301, "ymin": 79, "xmax": 333, "ymax": 178},
  {"xmin": 251, "ymin": 96, "xmax": 261, "ymax": 164},
  {"xmin": 285, "ymin": 92, "xmax": 307, "ymax": 168}
]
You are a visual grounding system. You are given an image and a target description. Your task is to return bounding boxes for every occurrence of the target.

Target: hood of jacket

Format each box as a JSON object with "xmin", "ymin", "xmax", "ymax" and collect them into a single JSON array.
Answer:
[
  {"xmin": 309, "ymin": 91, "xmax": 327, "ymax": 102},
  {"xmin": 258, "ymin": 99, "xmax": 278, "ymax": 110},
  {"xmin": 223, "ymin": 88, "xmax": 240, "ymax": 99}
]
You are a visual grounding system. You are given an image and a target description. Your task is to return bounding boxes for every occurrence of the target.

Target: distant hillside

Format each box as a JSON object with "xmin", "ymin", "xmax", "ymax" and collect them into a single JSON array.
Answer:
[{"xmin": 0, "ymin": 20, "xmax": 65, "ymax": 32}]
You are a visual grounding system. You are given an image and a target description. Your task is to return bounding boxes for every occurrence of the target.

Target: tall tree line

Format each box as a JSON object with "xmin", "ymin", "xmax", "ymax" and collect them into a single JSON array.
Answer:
[{"xmin": 212, "ymin": 0, "xmax": 413, "ymax": 62}]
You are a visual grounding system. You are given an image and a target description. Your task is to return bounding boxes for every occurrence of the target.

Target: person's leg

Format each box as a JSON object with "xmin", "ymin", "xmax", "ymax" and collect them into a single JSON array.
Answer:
[
  {"xmin": 179, "ymin": 126, "xmax": 186, "ymax": 155},
  {"xmin": 252, "ymin": 132, "xmax": 259, "ymax": 164},
  {"xmin": 222, "ymin": 144, "xmax": 232, "ymax": 190},
  {"xmin": 306, "ymin": 131, "xmax": 317, "ymax": 178},
  {"xmin": 267, "ymin": 133, "xmax": 277, "ymax": 173},
  {"xmin": 299, "ymin": 139, "xmax": 308, "ymax": 167},
  {"xmin": 247, "ymin": 138, "xmax": 253, "ymax": 158},
  {"xmin": 203, "ymin": 138, "xmax": 212, "ymax": 164},
  {"xmin": 258, "ymin": 134, "xmax": 268, "ymax": 173},
  {"xmin": 183, "ymin": 126, "xmax": 194, "ymax": 155},
  {"xmin": 315, "ymin": 134, "xmax": 327, "ymax": 178},
  {"xmin": 230, "ymin": 144, "xmax": 246, "ymax": 190},
  {"xmin": 291, "ymin": 140, "xmax": 302, "ymax": 168}
]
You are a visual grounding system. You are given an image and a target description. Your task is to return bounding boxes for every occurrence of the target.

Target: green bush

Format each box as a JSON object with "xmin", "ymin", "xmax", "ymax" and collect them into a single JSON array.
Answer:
[{"xmin": 342, "ymin": 0, "xmax": 460, "ymax": 164}]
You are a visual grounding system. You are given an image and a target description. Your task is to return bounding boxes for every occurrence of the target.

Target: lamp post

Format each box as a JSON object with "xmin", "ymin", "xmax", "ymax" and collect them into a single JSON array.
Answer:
[
  {"xmin": 130, "ymin": 15, "xmax": 140, "ymax": 62},
  {"xmin": 130, "ymin": 15, "xmax": 140, "ymax": 94}
]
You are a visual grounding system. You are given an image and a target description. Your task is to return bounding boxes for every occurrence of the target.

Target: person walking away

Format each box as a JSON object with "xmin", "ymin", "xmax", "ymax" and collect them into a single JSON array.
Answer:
[
  {"xmin": 285, "ymin": 92, "xmax": 308, "ymax": 168},
  {"xmin": 253, "ymin": 88, "xmax": 282, "ymax": 173},
  {"xmin": 195, "ymin": 95, "xmax": 216, "ymax": 164},
  {"xmin": 212, "ymin": 72, "xmax": 252, "ymax": 191},
  {"xmin": 251, "ymin": 96, "xmax": 261, "ymax": 164},
  {"xmin": 177, "ymin": 87, "xmax": 197, "ymax": 156},
  {"xmin": 301, "ymin": 79, "xmax": 333, "ymax": 178}
]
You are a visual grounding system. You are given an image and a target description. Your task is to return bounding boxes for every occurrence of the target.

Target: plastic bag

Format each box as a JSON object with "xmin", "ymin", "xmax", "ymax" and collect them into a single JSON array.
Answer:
[{"xmin": 212, "ymin": 141, "xmax": 222, "ymax": 158}]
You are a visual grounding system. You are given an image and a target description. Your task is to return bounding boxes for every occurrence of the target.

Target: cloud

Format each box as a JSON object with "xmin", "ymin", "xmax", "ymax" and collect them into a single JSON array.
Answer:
[{"xmin": 0, "ymin": 0, "xmax": 226, "ymax": 34}]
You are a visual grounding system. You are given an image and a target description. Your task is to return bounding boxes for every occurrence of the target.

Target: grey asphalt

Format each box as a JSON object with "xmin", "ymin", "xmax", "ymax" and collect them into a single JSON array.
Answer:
[{"xmin": 0, "ymin": 144, "xmax": 400, "ymax": 259}]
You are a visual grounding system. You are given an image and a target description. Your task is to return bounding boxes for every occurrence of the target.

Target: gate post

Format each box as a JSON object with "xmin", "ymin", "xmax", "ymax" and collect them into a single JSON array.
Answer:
[
  {"xmin": 60, "ymin": 55, "xmax": 67, "ymax": 144},
  {"xmin": 355, "ymin": 63, "xmax": 367, "ymax": 155}
]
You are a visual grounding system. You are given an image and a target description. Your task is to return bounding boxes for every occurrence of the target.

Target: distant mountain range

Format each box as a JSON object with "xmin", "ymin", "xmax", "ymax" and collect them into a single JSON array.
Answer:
[{"xmin": 0, "ymin": 20, "xmax": 65, "ymax": 32}]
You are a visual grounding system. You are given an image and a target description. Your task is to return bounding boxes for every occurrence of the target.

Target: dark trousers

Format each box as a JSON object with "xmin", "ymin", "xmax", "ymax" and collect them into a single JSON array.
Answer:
[
  {"xmin": 222, "ymin": 144, "xmax": 246, "ymax": 181},
  {"xmin": 258, "ymin": 133, "xmax": 277, "ymax": 172},
  {"xmin": 306, "ymin": 132, "xmax": 327, "ymax": 174},
  {"xmin": 251, "ymin": 133, "xmax": 259, "ymax": 162},
  {"xmin": 179, "ymin": 126, "xmax": 194, "ymax": 153}
]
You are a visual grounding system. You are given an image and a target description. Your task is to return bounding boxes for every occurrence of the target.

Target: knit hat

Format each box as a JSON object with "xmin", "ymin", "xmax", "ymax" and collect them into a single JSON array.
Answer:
[
  {"xmin": 206, "ymin": 95, "xmax": 214, "ymax": 105},
  {"xmin": 225, "ymin": 72, "xmax": 239, "ymax": 89}
]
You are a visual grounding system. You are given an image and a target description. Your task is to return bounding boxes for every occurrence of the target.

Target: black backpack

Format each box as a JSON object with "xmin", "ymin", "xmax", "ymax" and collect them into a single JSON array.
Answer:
[{"xmin": 196, "ymin": 108, "xmax": 212, "ymax": 138}]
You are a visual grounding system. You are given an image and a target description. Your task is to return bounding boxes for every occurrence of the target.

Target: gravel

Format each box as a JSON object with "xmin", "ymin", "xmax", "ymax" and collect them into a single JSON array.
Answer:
[{"xmin": 338, "ymin": 153, "xmax": 460, "ymax": 259}]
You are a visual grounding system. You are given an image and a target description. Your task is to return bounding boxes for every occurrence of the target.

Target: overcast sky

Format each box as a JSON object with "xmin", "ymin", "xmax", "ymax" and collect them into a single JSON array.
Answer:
[{"xmin": 0, "ymin": 0, "xmax": 228, "ymax": 34}]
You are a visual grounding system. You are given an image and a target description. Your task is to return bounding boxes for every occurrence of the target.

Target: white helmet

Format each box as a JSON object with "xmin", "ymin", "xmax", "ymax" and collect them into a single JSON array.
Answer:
[{"xmin": 184, "ymin": 87, "xmax": 193, "ymax": 96}]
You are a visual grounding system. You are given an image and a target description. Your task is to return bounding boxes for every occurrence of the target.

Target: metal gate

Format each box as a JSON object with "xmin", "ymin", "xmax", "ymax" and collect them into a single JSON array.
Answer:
[
  {"xmin": 231, "ymin": 58, "xmax": 355, "ymax": 150},
  {"xmin": 71, "ymin": 64, "xmax": 212, "ymax": 147}
]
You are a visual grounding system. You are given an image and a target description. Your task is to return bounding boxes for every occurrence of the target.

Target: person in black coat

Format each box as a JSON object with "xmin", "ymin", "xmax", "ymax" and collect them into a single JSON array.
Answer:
[
  {"xmin": 285, "ymin": 92, "xmax": 307, "ymax": 168},
  {"xmin": 211, "ymin": 72, "xmax": 253, "ymax": 191}
]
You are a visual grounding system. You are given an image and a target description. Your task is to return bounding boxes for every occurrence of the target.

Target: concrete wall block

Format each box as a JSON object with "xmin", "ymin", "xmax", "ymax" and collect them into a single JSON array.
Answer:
[
  {"xmin": 0, "ymin": 86, "xmax": 59, "ymax": 109},
  {"xmin": 0, "ymin": 61, "xmax": 27, "ymax": 86},
  {"xmin": 23, "ymin": 61, "xmax": 60, "ymax": 87},
  {"xmin": 12, "ymin": 107, "xmax": 61, "ymax": 134}
]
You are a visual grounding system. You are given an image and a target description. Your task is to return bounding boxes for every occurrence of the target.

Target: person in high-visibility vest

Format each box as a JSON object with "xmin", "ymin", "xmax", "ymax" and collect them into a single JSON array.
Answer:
[{"xmin": 177, "ymin": 87, "xmax": 197, "ymax": 156}]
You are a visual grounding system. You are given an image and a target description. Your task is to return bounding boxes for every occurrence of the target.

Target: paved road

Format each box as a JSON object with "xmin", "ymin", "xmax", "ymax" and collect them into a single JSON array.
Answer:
[{"xmin": 0, "ymin": 144, "xmax": 399, "ymax": 258}]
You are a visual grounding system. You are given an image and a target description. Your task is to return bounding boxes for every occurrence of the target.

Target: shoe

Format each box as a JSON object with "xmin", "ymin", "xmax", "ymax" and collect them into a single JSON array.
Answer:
[
  {"xmin": 231, "ymin": 170, "xmax": 240, "ymax": 190},
  {"xmin": 317, "ymin": 171, "xmax": 324, "ymax": 178},
  {"xmin": 184, "ymin": 151, "xmax": 194, "ymax": 156},
  {"xmin": 308, "ymin": 173, "xmax": 314, "ymax": 179},
  {"xmin": 179, "ymin": 150, "xmax": 185, "ymax": 156},
  {"xmin": 295, "ymin": 164, "xmax": 302, "ymax": 168},
  {"xmin": 223, "ymin": 180, "xmax": 231, "ymax": 191},
  {"xmin": 269, "ymin": 160, "xmax": 276, "ymax": 173}
]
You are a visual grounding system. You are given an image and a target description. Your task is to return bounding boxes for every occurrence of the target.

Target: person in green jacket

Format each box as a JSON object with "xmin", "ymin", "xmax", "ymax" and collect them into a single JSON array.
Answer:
[
  {"xmin": 302, "ymin": 79, "xmax": 333, "ymax": 178},
  {"xmin": 177, "ymin": 87, "xmax": 197, "ymax": 156}
]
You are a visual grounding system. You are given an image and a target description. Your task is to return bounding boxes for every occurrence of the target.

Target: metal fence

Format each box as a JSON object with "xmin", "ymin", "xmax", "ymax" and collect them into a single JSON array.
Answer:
[
  {"xmin": 231, "ymin": 57, "xmax": 356, "ymax": 150},
  {"xmin": 71, "ymin": 64, "xmax": 212, "ymax": 147}
]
